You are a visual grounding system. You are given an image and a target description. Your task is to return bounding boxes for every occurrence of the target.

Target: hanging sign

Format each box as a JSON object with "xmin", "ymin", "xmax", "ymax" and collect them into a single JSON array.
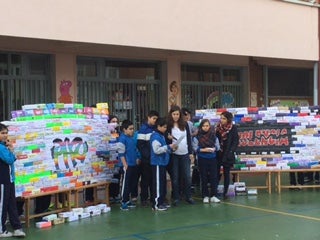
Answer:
[{"xmin": 236, "ymin": 123, "xmax": 294, "ymax": 154}]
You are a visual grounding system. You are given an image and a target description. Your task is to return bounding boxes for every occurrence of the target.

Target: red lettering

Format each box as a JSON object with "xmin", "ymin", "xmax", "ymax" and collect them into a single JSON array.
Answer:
[
  {"xmin": 239, "ymin": 130, "xmax": 253, "ymax": 140},
  {"xmin": 280, "ymin": 128, "xmax": 287, "ymax": 135}
]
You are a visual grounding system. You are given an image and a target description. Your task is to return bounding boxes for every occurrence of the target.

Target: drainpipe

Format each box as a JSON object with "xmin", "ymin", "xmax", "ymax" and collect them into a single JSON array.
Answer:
[
  {"xmin": 282, "ymin": 0, "xmax": 320, "ymax": 7},
  {"xmin": 315, "ymin": 62, "xmax": 318, "ymax": 105},
  {"xmin": 318, "ymin": 6, "xmax": 320, "ymax": 105}
]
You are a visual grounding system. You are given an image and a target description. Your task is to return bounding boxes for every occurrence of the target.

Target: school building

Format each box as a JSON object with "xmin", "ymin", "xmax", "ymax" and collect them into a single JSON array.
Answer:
[{"xmin": 0, "ymin": 0, "xmax": 319, "ymax": 127}]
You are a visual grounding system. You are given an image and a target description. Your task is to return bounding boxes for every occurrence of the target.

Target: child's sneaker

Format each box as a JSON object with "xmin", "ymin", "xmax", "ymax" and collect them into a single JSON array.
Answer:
[
  {"xmin": 203, "ymin": 196, "xmax": 209, "ymax": 203},
  {"xmin": 152, "ymin": 205, "xmax": 167, "ymax": 211},
  {"xmin": 13, "ymin": 229, "xmax": 26, "ymax": 237},
  {"xmin": 114, "ymin": 196, "xmax": 121, "ymax": 202},
  {"xmin": 210, "ymin": 196, "xmax": 221, "ymax": 203},
  {"xmin": 0, "ymin": 230, "xmax": 13, "ymax": 237},
  {"xmin": 127, "ymin": 202, "xmax": 136, "ymax": 208},
  {"xmin": 158, "ymin": 205, "xmax": 168, "ymax": 211},
  {"xmin": 120, "ymin": 202, "xmax": 129, "ymax": 211},
  {"xmin": 163, "ymin": 203, "xmax": 171, "ymax": 208},
  {"xmin": 48, "ymin": 203, "xmax": 55, "ymax": 211}
]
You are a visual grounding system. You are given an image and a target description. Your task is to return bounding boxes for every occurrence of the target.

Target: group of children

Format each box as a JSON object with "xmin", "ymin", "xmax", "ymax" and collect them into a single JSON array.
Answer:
[
  {"xmin": 118, "ymin": 117, "xmax": 178, "ymax": 211},
  {"xmin": 0, "ymin": 107, "xmax": 238, "ymax": 237},
  {"xmin": 117, "ymin": 107, "xmax": 239, "ymax": 211}
]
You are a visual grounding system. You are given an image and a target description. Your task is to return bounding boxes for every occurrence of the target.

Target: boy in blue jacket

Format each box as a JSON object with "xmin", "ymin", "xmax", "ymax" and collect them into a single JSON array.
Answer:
[
  {"xmin": 0, "ymin": 123, "xmax": 26, "ymax": 237},
  {"xmin": 137, "ymin": 110, "xmax": 159, "ymax": 206},
  {"xmin": 118, "ymin": 120, "xmax": 139, "ymax": 211},
  {"xmin": 150, "ymin": 118, "xmax": 177, "ymax": 211}
]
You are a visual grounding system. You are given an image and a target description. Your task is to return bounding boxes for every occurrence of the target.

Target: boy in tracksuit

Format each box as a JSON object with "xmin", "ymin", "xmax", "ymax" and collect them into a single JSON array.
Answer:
[
  {"xmin": 150, "ymin": 117, "xmax": 177, "ymax": 211},
  {"xmin": 118, "ymin": 120, "xmax": 139, "ymax": 211},
  {"xmin": 0, "ymin": 123, "xmax": 26, "ymax": 237},
  {"xmin": 137, "ymin": 110, "xmax": 159, "ymax": 206}
]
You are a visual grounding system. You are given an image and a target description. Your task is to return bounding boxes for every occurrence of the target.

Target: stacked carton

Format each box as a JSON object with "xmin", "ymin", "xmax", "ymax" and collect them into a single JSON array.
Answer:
[
  {"xmin": 2, "ymin": 103, "xmax": 119, "ymax": 197},
  {"xmin": 195, "ymin": 106, "xmax": 320, "ymax": 170}
]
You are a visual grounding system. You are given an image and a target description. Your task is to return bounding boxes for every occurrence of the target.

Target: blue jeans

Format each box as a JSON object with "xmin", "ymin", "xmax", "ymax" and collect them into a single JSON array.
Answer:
[{"xmin": 171, "ymin": 154, "xmax": 192, "ymax": 201}]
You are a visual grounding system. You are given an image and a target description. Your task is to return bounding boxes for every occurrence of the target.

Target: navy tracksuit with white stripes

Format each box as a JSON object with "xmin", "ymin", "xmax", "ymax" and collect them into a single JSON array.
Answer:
[
  {"xmin": 150, "ymin": 130, "xmax": 171, "ymax": 209},
  {"xmin": 0, "ymin": 141, "xmax": 22, "ymax": 233}
]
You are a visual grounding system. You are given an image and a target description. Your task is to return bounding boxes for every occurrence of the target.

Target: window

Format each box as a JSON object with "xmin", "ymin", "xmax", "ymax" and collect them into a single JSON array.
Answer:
[
  {"xmin": 29, "ymin": 55, "xmax": 47, "ymax": 75},
  {"xmin": 181, "ymin": 65, "xmax": 220, "ymax": 82},
  {"xmin": 0, "ymin": 52, "xmax": 52, "ymax": 120},
  {"xmin": 77, "ymin": 57, "xmax": 161, "ymax": 128},
  {"xmin": 77, "ymin": 61, "xmax": 98, "ymax": 77},
  {"xmin": 268, "ymin": 68, "xmax": 313, "ymax": 97},
  {"xmin": 181, "ymin": 64, "xmax": 243, "ymax": 111},
  {"xmin": 0, "ymin": 54, "xmax": 8, "ymax": 75},
  {"xmin": 105, "ymin": 61, "xmax": 159, "ymax": 80},
  {"xmin": 223, "ymin": 69, "xmax": 241, "ymax": 82}
]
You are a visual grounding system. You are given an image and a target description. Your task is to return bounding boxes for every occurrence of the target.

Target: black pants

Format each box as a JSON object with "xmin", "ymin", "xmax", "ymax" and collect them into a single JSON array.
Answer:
[
  {"xmin": 0, "ymin": 183, "xmax": 22, "ymax": 232},
  {"xmin": 35, "ymin": 195, "xmax": 51, "ymax": 214},
  {"xmin": 121, "ymin": 166, "xmax": 138, "ymax": 203},
  {"xmin": 131, "ymin": 164, "xmax": 141, "ymax": 199},
  {"xmin": 139, "ymin": 161, "xmax": 152, "ymax": 202},
  {"xmin": 86, "ymin": 168, "xmax": 123, "ymax": 201},
  {"xmin": 290, "ymin": 172, "xmax": 304, "ymax": 185},
  {"xmin": 305, "ymin": 172, "xmax": 319, "ymax": 181},
  {"xmin": 166, "ymin": 156, "xmax": 174, "ymax": 199},
  {"xmin": 85, "ymin": 188, "xmax": 94, "ymax": 202},
  {"xmin": 16, "ymin": 198, "xmax": 24, "ymax": 216},
  {"xmin": 217, "ymin": 161, "xmax": 231, "ymax": 196},
  {"xmin": 198, "ymin": 157, "xmax": 218, "ymax": 198},
  {"xmin": 109, "ymin": 172, "xmax": 121, "ymax": 198}
]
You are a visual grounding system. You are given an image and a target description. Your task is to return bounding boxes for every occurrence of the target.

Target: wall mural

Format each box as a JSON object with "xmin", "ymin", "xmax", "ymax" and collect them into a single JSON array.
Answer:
[
  {"xmin": 168, "ymin": 80, "xmax": 179, "ymax": 107},
  {"xmin": 58, "ymin": 80, "xmax": 73, "ymax": 103}
]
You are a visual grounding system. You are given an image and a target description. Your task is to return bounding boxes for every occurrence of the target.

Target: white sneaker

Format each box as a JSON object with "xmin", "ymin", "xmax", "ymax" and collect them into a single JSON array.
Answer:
[
  {"xmin": 0, "ymin": 230, "xmax": 13, "ymax": 237},
  {"xmin": 13, "ymin": 229, "xmax": 26, "ymax": 237},
  {"xmin": 203, "ymin": 196, "xmax": 209, "ymax": 203},
  {"xmin": 210, "ymin": 196, "xmax": 221, "ymax": 203}
]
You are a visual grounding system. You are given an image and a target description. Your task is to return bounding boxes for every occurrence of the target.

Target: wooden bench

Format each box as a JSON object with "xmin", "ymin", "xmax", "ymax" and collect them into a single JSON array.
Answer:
[
  {"xmin": 231, "ymin": 170, "xmax": 273, "ymax": 194},
  {"xmin": 72, "ymin": 181, "xmax": 111, "ymax": 207},
  {"xmin": 22, "ymin": 181, "xmax": 110, "ymax": 228},
  {"xmin": 22, "ymin": 188, "xmax": 72, "ymax": 228},
  {"xmin": 274, "ymin": 168, "xmax": 320, "ymax": 193}
]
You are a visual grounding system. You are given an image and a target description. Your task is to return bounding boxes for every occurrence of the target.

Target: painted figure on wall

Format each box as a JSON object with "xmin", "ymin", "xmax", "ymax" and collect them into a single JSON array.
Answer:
[
  {"xmin": 221, "ymin": 92, "xmax": 234, "ymax": 108},
  {"xmin": 206, "ymin": 91, "xmax": 219, "ymax": 109},
  {"xmin": 58, "ymin": 80, "xmax": 73, "ymax": 103},
  {"xmin": 168, "ymin": 81, "xmax": 179, "ymax": 107}
]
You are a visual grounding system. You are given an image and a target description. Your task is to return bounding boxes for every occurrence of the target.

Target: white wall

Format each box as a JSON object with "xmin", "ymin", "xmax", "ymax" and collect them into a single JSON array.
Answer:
[{"xmin": 0, "ymin": 0, "xmax": 318, "ymax": 60}]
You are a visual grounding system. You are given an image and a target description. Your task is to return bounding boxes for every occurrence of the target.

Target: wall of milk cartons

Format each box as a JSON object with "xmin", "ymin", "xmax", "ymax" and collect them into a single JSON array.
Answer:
[
  {"xmin": 195, "ymin": 106, "xmax": 320, "ymax": 171},
  {"xmin": 2, "ymin": 103, "xmax": 118, "ymax": 197}
]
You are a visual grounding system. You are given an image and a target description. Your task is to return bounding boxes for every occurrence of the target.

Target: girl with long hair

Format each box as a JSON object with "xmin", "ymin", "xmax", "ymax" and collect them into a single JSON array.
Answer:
[
  {"xmin": 166, "ymin": 106, "xmax": 194, "ymax": 206},
  {"xmin": 193, "ymin": 119, "xmax": 221, "ymax": 203},
  {"xmin": 216, "ymin": 111, "xmax": 239, "ymax": 199}
]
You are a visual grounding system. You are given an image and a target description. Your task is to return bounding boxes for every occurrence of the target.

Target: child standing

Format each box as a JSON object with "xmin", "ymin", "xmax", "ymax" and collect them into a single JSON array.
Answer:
[
  {"xmin": 137, "ymin": 110, "xmax": 159, "ymax": 206},
  {"xmin": 167, "ymin": 106, "xmax": 194, "ymax": 206},
  {"xmin": 150, "ymin": 118, "xmax": 177, "ymax": 211},
  {"xmin": 193, "ymin": 119, "xmax": 221, "ymax": 203},
  {"xmin": 0, "ymin": 123, "xmax": 26, "ymax": 237},
  {"xmin": 118, "ymin": 120, "xmax": 139, "ymax": 211},
  {"xmin": 216, "ymin": 111, "xmax": 239, "ymax": 199}
]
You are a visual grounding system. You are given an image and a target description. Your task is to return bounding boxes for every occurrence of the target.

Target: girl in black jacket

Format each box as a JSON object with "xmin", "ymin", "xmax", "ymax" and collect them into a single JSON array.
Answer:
[{"xmin": 216, "ymin": 111, "xmax": 239, "ymax": 199}]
